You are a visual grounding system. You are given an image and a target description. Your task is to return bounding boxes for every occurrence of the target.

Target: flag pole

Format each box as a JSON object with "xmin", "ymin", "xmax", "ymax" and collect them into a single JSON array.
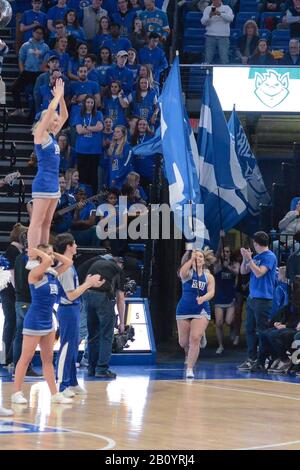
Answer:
[
  {"xmin": 176, "ymin": 49, "xmax": 196, "ymax": 244},
  {"xmin": 217, "ymin": 187, "xmax": 225, "ymax": 260},
  {"xmin": 195, "ymin": 258, "xmax": 200, "ymax": 298}
]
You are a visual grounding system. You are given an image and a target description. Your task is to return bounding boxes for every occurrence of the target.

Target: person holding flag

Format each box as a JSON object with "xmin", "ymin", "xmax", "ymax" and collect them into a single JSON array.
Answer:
[{"xmin": 176, "ymin": 248, "xmax": 215, "ymax": 379}]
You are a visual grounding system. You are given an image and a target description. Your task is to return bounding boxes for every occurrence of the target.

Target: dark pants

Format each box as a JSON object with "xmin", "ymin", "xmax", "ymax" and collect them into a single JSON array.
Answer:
[
  {"xmin": 11, "ymin": 71, "xmax": 41, "ymax": 109},
  {"xmin": 13, "ymin": 301, "xmax": 30, "ymax": 366},
  {"xmin": 0, "ymin": 286, "xmax": 16, "ymax": 364},
  {"xmin": 246, "ymin": 297, "xmax": 272, "ymax": 361},
  {"xmin": 85, "ymin": 290, "xmax": 115, "ymax": 373},
  {"xmin": 77, "ymin": 154, "xmax": 100, "ymax": 195},
  {"xmin": 259, "ymin": 327, "xmax": 296, "ymax": 364}
]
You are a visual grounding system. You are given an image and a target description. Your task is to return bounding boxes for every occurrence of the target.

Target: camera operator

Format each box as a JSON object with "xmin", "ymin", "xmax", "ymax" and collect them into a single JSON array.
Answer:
[{"xmin": 79, "ymin": 253, "xmax": 126, "ymax": 379}]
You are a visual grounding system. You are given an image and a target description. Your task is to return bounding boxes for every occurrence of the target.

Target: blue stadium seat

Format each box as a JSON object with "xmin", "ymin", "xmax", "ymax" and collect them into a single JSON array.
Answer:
[
  {"xmin": 258, "ymin": 29, "xmax": 272, "ymax": 41},
  {"xmin": 184, "ymin": 11, "xmax": 203, "ymax": 28},
  {"xmin": 271, "ymin": 30, "xmax": 290, "ymax": 49},
  {"xmin": 235, "ymin": 12, "xmax": 258, "ymax": 30},
  {"xmin": 183, "ymin": 28, "xmax": 205, "ymax": 51},
  {"xmin": 290, "ymin": 197, "xmax": 300, "ymax": 211},
  {"xmin": 260, "ymin": 11, "xmax": 283, "ymax": 28},
  {"xmin": 239, "ymin": 0, "xmax": 259, "ymax": 12},
  {"xmin": 183, "ymin": 44, "xmax": 205, "ymax": 55},
  {"xmin": 188, "ymin": 67, "xmax": 206, "ymax": 94},
  {"xmin": 230, "ymin": 28, "xmax": 241, "ymax": 46}
]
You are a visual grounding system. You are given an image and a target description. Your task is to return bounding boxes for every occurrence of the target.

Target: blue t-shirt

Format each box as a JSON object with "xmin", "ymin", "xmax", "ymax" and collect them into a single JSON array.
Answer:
[
  {"xmin": 102, "ymin": 37, "xmax": 132, "ymax": 58},
  {"xmin": 78, "ymin": 201, "xmax": 96, "ymax": 220},
  {"xmin": 138, "ymin": 45, "xmax": 168, "ymax": 82},
  {"xmin": 102, "ymin": 96, "xmax": 127, "ymax": 127},
  {"xmin": 68, "ymin": 57, "xmax": 86, "ymax": 76},
  {"xmin": 105, "ymin": 64, "xmax": 134, "ymax": 94},
  {"xmin": 92, "ymin": 34, "xmax": 111, "ymax": 54},
  {"xmin": 74, "ymin": 110, "xmax": 103, "ymax": 155},
  {"xmin": 129, "ymin": 89, "xmax": 157, "ymax": 122},
  {"xmin": 44, "ymin": 50, "xmax": 71, "ymax": 75},
  {"xmin": 47, "ymin": 5, "xmax": 69, "ymax": 31},
  {"xmin": 111, "ymin": 10, "xmax": 136, "ymax": 37},
  {"xmin": 249, "ymin": 250, "xmax": 277, "ymax": 300},
  {"xmin": 21, "ymin": 10, "xmax": 48, "ymax": 42},
  {"xmin": 96, "ymin": 64, "xmax": 111, "ymax": 87},
  {"xmin": 66, "ymin": 25, "xmax": 87, "ymax": 42},
  {"xmin": 69, "ymin": 80, "xmax": 100, "ymax": 124}
]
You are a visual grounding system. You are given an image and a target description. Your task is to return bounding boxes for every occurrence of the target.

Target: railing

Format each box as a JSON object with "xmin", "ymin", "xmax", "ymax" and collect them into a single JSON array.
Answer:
[{"xmin": 269, "ymin": 232, "xmax": 299, "ymax": 265}]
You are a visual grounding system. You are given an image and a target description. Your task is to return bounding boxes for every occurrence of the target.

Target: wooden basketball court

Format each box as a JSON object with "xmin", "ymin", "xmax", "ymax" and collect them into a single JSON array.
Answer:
[{"xmin": 1, "ymin": 366, "xmax": 300, "ymax": 450}]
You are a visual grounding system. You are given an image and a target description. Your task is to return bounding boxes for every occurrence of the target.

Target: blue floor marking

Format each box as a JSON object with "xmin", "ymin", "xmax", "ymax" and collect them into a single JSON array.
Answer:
[
  {"xmin": 1, "ymin": 363, "xmax": 300, "ymax": 383},
  {"xmin": 0, "ymin": 421, "xmax": 70, "ymax": 434}
]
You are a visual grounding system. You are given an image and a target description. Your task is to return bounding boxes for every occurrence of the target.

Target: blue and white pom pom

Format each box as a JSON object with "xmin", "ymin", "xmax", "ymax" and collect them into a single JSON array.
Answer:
[
  {"xmin": 0, "ymin": 267, "xmax": 11, "ymax": 291},
  {"xmin": 0, "ymin": 254, "xmax": 11, "ymax": 291}
]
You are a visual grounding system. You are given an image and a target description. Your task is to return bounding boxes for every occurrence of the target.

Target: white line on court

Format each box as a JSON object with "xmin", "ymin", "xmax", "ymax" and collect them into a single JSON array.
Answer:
[
  {"xmin": 237, "ymin": 440, "xmax": 300, "ymax": 450},
  {"xmin": 173, "ymin": 380, "xmax": 300, "ymax": 401}
]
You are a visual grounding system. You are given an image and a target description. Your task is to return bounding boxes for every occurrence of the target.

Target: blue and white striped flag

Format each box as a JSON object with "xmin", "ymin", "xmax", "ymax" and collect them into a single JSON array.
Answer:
[
  {"xmin": 196, "ymin": 76, "xmax": 248, "ymax": 249},
  {"xmin": 158, "ymin": 55, "xmax": 208, "ymax": 247},
  {"xmin": 228, "ymin": 108, "xmax": 271, "ymax": 220}
]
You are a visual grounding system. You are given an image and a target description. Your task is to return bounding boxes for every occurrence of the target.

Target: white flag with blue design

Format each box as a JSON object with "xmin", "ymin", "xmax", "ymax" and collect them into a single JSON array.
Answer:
[
  {"xmin": 158, "ymin": 55, "xmax": 208, "ymax": 247},
  {"xmin": 196, "ymin": 76, "xmax": 248, "ymax": 249}
]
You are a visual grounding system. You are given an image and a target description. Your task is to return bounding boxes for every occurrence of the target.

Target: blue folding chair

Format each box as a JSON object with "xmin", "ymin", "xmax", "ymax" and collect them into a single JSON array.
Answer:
[
  {"xmin": 271, "ymin": 29, "xmax": 290, "ymax": 49},
  {"xmin": 184, "ymin": 11, "xmax": 203, "ymax": 29},
  {"xmin": 258, "ymin": 28, "xmax": 272, "ymax": 42},
  {"xmin": 188, "ymin": 67, "xmax": 206, "ymax": 94},
  {"xmin": 235, "ymin": 12, "xmax": 258, "ymax": 30},
  {"xmin": 239, "ymin": 0, "xmax": 259, "ymax": 12},
  {"xmin": 183, "ymin": 28, "xmax": 206, "ymax": 52}
]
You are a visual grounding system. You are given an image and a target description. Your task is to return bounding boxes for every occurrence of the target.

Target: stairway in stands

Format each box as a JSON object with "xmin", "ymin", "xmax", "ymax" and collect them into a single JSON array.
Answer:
[{"xmin": 0, "ymin": 26, "xmax": 35, "ymax": 251}]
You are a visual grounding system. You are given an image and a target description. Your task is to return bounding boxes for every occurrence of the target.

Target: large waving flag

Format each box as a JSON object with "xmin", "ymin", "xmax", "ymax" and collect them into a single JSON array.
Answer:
[
  {"xmin": 198, "ymin": 75, "xmax": 246, "ymax": 191},
  {"xmin": 158, "ymin": 55, "xmax": 208, "ymax": 247},
  {"xmin": 196, "ymin": 76, "xmax": 248, "ymax": 249},
  {"xmin": 228, "ymin": 108, "xmax": 271, "ymax": 223}
]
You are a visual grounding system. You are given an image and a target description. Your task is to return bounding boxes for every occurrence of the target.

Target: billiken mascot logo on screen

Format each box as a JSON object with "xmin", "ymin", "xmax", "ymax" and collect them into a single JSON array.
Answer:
[{"xmin": 254, "ymin": 70, "xmax": 289, "ymax": 109}]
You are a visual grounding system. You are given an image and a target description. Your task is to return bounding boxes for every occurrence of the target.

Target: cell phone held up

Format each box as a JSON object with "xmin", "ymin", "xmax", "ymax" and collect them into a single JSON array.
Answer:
[{"xmin": 211, "ymin": 6, "xmax": 216, "ymax": 12}]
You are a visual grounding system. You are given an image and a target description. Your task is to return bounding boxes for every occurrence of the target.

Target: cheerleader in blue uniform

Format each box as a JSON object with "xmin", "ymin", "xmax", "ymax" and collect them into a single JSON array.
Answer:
[
  {"xmin": 214, "ymin": 233, "xmax": 240, "ymax": 355},
  {"xmin": 27, "ymin": 78, "xmax": 68, "ymax": 269},
  {"xmin": 11, "ymin": 244, "xmax": 73, "ymax": 405},
  {"xmin": 54, "ymin": 233, "xmax": 103, "ymax": 398},
  {"xmin": 176, "ymin": 248, "xmax": 215, "ymax": 379}
]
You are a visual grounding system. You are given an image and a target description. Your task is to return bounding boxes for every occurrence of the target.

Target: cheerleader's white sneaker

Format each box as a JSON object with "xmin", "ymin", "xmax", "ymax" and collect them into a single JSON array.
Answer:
[
  {"xmin": 69, "ymin": 385, "xmax": 87, "ymax": 395},
  {"xmin": 11, "ymin": 391, "xmax": 27, "ymax": 404},
  {"xmin": 62, "ymin": 388, "xmax": 76, "ymax": 398},
  {"xmin": 186, "ymin": 368, "xmax": 194, "ymax": 379},
  {"xmin": 51, "ymin": 392, "xmax": 73, "ymax": 404},
  {"xmin": 0, "ymin": 406, "xmax": 14, "ymax": 416}
]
